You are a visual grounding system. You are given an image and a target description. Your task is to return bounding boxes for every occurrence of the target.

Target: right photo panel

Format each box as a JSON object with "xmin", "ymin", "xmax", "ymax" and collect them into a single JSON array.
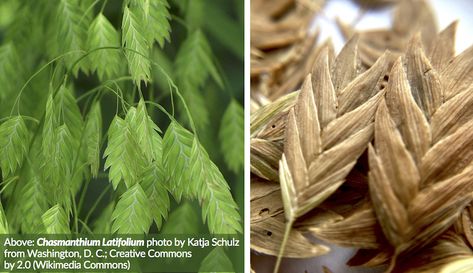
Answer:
[{"xmin": 250, "ymin": 0, "xmax": 473, "ymax": 272}]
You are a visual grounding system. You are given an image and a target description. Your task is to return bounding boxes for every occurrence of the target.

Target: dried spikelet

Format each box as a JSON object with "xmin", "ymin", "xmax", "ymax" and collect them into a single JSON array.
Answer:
[
  {"xmin": 251, "ymin": 92, "xmax": 297, "ymax": 137},
  {"xmin": 250, "ymin": 38, "xmax": 389, "ymax": 183},
  {"xmin": 251, "ymin": 177, "xmax": 284, "ymax": 223},
  {"xmin": 279, "ymin": 44, "xmax": 389, "ymax": 222},
  {"xmin": 428, "ymin": 21, "xmax": 458, "ymax": 71},
  {"xmin": 251, "ymin": 0, "xmax": 319, "ymax": 50},
  {"xmin": 251, "ymin": 139, "xmax": 283, "ymax": 181},
  {"xmin": 250, "ymin": 177, "xmax": 343, "ymax": 258},
  {"xmin": 439, "ymin": 44, "xmax": 473, "ymax": 100},
  {"xmin": 306, "ymin": 25, "xmax": 459, "ymax": 254},
  {"xmin": 368, "ymin": 54, "xmax": 473, "ymax": 262},
  {"xmin": 250, "ymin": 177, "xmax": 343, "ymax": 228},
  {"xmin": 271, "ymin": 41, "xmax": 392, "ymax": 273},
  {"xmin": 250, "ymin": 92, "xmax": 297, "ymax": 181},
  {"xmin": 310, "ymin": 205, "xmax": 385, "ymax": 249},
  {"xmin": 251, "ymin": 2, "xmax": 473, "ymax": 271},
  {"xmin": 461, "ymin": 205, "xmax": 473, "ymax": 249},
  {"xmin": 438, "ymin": 257, "xmax": 473, "ymax": 273},
  {"xmin": 338, "ymin": 0, "xmax": 437, "ymax": 67},
  {"xmin": 251, "ymin": 0, "xmax": 326, "ymax": 99},
  {"xmin": 392, "ymin": 232, "xmax": 473, "ymax": 273},
  {"xmin": 347, "ymin": 248, "xmax": 392, "ymax": 267},
  {"xmin": 307, "ymin": 32, "xmax": 473, "ymax": 271},
  {"xmin": 252, "ymin": 33, "xmax": 328, "ymax": 100}
]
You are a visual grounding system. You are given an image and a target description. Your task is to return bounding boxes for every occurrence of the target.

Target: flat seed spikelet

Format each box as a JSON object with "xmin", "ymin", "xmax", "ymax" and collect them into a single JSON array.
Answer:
[
  {"xmin": 111, "ymin": 183, "xmax": 153, "ymax": 234},
  {"xmin": 87, "ymin": 13, "xmax": 122, "ymax": 81},
  {"xmin": 251, "ymin": 215, "xmax": 330, "ymax": 258},
  {"xmin": 338, "ymin": 0, "xmax": 437, "ymax": 67},
  {"xmin": 163, "ymin": 122, "xmax": 242, "ymax": 234},
  {"xmin": 368, "ymin": 52, "xmax": 473, "ymax": 262},
  {"xmin": 103, "ymin": 115, "xmax": 146, "ymax": 189},
  {"xmin": 54, "ymin": 0, "xmax": 88, "ymax": 75},
  {"xmin": 122, "ymin": 6, "xmax": 151, "ymax": 85},
  {"xmin": 83, "ymin": 102, "xmax": 102, "ymax": 178},
  {"xmin": 189, "ymin": 138, "xmax": 242, "ymax": 234},
  {"xmin": 280, "ymin": 43, "xmax": 389, "ymax": 221},
  {"xmin": 0, "ymin": 116, "xmax": 30, "ymax": 178},
  {"xmin": 198, "ymin": 247, "xmax": 234, "ymax": 273},
  {"xmin": 42, "ymin": 204, "xmax": 70, "ymax": 234},
  {"xmin": 219, "ymin": 99, "xmax": 244, "ymax": 173},
  {"xmin": 307, "ymin": 25, "xmax": 473, "ymax": 272}
]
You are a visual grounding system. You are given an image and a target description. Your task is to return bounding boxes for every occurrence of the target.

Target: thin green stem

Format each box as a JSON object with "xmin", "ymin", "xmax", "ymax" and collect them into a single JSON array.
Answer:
[
  {"xmin": 168, "ymin": 78, "xmax": 175, "ymax": 116},
  {"xmin": 10, "ymin": 50, "xmax": 83, "ymax": 116},
  {"xmin": 66, "ymin": 45, "xmax": 196, "ymax": 136},
  {"xmin": 72, "ymin": 191, "xmax": 79, "ymax": 234},
  {"xmin": 76, "ymin": 76, "xmax": 133, "ymax": 102},
  {"xmin": 170, "ymin": 14, "xmax": 188, "ymax": 31},
  {"xmin": 144, "ymin": 101, "xmax": 175, "ymax": 122},
  {"xmin": 78, "ymin": 134, "xmax": 109, "ymax": 217},
  {"xmin": 212, "ymin": 53, "xmax": 234, "ymax": 99},
  {"xmin": 70, "ymin": 46, "xmax": 121, "ymax": 74},
  {"xmin": 103, "ymin": 85, "xmax": 129, "ymax": 114},
  {"xmin": 79, "ymin": 0, "xmax": 102, "ymax": 25},
  {"xmin": 0, "ymin": 176, "xmax": 19, "ymax": 194},
  {"xmin": 82, "ymin": 184, "xmax": 112, "ymax": 230},
  {"xmin": 77, "ymin": 180, "xmax": 90, "ymax": 219},
  {"xmin": 78, "ymin": 219, "xmax": 94, "ymax": 234},
  {"xmin": 100, "ymin": 0, "xmax": 108, "ymax": 12},
  {"xmin": 273, "ymin": 219, "xmax": 294, "ymax": 273},
  {"xmin": 113, "ymin": 46, "xmax": 198, "ymax": 133}
]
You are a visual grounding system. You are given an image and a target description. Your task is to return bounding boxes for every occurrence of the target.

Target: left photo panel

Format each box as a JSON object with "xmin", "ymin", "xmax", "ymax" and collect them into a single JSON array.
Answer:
[{"xmin": 0, "ymin": 0, "xmax": 244, "ymax": 272}]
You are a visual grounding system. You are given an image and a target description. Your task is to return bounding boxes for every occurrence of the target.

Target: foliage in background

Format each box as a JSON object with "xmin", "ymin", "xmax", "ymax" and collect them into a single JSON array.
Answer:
[{"xmin": 0, "ymin": 0, "xmax": 243, "ymax": 270}]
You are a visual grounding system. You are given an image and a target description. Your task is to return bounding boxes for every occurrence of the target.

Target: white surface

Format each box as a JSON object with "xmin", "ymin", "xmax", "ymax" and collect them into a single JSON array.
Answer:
[
  {"xmin": 312, "ymin": 0, "xmax": 473, "ymax": 54},
  {"xmin": 431, "ymin": 0, "xmax": 473, "ymax": 54}
]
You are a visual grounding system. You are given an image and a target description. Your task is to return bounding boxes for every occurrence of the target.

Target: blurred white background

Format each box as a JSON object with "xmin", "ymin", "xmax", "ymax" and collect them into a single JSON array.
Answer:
[{"xmin": 315, "ymin": 0, "xmax": 473, "ymax": 54}]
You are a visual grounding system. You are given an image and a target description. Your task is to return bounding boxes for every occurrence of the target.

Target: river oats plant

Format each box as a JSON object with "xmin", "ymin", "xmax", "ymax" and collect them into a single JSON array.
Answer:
[{"xmin": 0, "ymin": 0, "xmax": 243, "ymax": 270}]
